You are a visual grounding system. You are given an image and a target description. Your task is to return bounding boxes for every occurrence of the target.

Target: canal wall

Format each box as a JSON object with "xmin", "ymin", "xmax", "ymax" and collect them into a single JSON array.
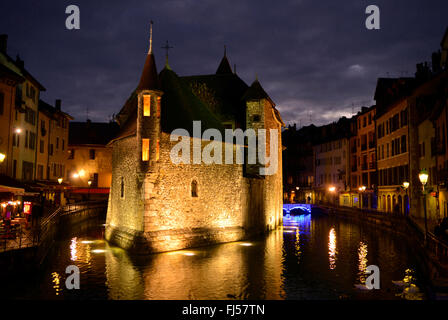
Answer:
[
  {"xmin": 0, "ymin": 202, "xmax": 107, "ymax": 269},
  {"xmin": 315, "ymin": 204, "xmax": 448, "ymax": 298}
]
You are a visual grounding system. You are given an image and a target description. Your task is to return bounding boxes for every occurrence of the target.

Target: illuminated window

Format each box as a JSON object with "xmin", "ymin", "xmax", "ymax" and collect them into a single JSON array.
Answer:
[
  {"xmin": 156, "ymin": 140, "xmax": 160, "ymax": 161},
  {"xmin": 142, "ymin": 138, "xmax": 150, "ymax": 161},
  {"xmin": 157, "ymin": 97, "xmax": 161, "ymax": 118},
  {"xmin": 191, "ymin": 180, "xmax": 198, "ymax": 197},
  {"xmin": 143, "ymin": 95, "xmax": 151, "ymax": 116}
]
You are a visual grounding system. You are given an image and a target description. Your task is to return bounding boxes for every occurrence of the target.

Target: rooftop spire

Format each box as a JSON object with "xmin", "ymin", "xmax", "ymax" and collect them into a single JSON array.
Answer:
[
  {"xmin": 137, "ymin": 20, "xmax": 159, "ymax": 91},
  {"xmin": 216, "ymin": 45, "xmax": 233, "ymax": 74},
  {"xmin": 162, "ymin": 40, "xmax": 173, "ymax": 69},
  {"xmin": 148, "ymin": 20, "xmax": 153, "ymax": 54}
]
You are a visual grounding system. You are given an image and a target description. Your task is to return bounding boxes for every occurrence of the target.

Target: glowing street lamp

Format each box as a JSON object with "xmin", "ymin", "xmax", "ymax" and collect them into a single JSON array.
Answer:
[
  {"xmin": 359, "ymin": 185, "xmax": 366, "ymax": 211},
  {"xmin": 329, "ymin": 186, "xmax": 336, "ymax": 192},
  {"xmin": 0, "ymin": 153, "xmax": 5, "ymax": 163},
  {"xmin": 419, "ymin": 169, "xmax": 429, "ymax": 189},
  {"xmin": 58, "ymin": 178, "xmax": 63, "ymax": 184},
  {"xmin": 402, "ymin": 181, "xmax": 410, "ymax": 189},
  {"xmin": 88, "ymin": 180, "xmax": 92, "ymax": 187},
  {"xmin": 15, "ymin": 128, "xmax": 21, "ymax": 134},
  {"xmin": 72, "ymin": 173, "xmax": 79, "ymax": 179},
  {"xmin": 419, "ymin": 169, "xmax": 429, "ymax": 244}
]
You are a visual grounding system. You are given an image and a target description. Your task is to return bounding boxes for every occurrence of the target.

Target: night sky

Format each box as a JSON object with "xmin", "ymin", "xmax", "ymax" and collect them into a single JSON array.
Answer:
[{"xmin": 1, "ymin": 0, "xmax": 447, "ymax": 126}]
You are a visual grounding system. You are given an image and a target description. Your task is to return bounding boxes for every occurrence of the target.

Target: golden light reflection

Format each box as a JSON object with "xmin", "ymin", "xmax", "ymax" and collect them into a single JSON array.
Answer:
[
  {"xmin": 328, "ymin": 228, "xmax": 337, "ymax": 270},
  {"xmin": 295, "ymin": 226, "xmax": 301, "ymax": 264},
  {"xmin": 70, "ymin": 237, "xmax": 78, "ymax": 262},
  {"xmin": 51, "ymin": 272, "xmax": 61, "ymax": 296},
  {"xmin": 394, "ymin": 268, "xmax": 424, "ymax": 300},
  {"xmin": 357, "ymin": 241, "xmax": 368, "ymax": 284}
]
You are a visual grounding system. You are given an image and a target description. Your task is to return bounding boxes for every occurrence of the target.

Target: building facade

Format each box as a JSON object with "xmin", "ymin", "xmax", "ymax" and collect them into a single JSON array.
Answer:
[{"xmin": 106, "ymin": 28, "xmax": 284, "ymax": 253}]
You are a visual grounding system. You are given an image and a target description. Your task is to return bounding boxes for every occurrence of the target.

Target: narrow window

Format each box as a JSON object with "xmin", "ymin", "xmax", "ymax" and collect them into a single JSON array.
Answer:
[
  {"xmin": 89, "ymin": 149, "xmax": 96, "ymax": 160},
  {"xmin": 156, "ymin": 139, "xmax": 160, "ymax": 161},
  {"xmin": 191, "ymin": 180, "xmax": 198, "ymax": 197},
  {"xmin": 120, "ymin": 177, "xmax": 124, "ymax": 198},
  {"xmin": 142, "ymin": 138, "xmax": 150, "ymax": 161},
  {"xmin": 157, "ymin": 97, "xmax": 161, "ymax": 118},
  {"xmin": 143, "ymin": 95, "xmax": 151, "ymax": 116},
  {"xmin": 68, "ymin": 149, "xmax": 75, "ymax": 159}
]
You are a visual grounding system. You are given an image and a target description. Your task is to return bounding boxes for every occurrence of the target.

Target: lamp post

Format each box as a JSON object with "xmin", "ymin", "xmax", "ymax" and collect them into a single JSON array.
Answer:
[
  {"xmin": 418, "ymin": 169, "xmax": 429, "ymax": 245},
  {"xmin": 358, "ymin": 185, "xmax": 366, "ymax": 212},
  {"xmin": 402, "ymin": 181, "xmax": 409, "ymax": 215},
  {"xmin": 329, "ymin": 186, "xmax": 336, "ymax": 206}
]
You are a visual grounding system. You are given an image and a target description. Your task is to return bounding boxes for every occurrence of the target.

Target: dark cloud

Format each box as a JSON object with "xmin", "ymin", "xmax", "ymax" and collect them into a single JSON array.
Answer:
[{"xmin": 1, "ymin": 0, "xmax": 447, "ymax": 126}]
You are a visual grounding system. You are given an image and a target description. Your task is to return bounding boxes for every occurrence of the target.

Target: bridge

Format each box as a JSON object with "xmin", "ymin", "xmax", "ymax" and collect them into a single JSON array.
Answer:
[{"xmin": 283, "ymin": 203, "xmax": 312, "ymax": 214}]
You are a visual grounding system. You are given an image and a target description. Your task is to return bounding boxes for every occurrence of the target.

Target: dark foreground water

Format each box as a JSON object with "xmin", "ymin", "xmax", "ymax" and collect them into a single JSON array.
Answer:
[{"xmin": 2, "ymin": 213, "xmax": 429, "ymax": 300}]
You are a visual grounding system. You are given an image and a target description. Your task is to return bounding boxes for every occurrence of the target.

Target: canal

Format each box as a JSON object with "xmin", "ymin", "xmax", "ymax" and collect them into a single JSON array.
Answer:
[{"xmin": 0, "ymin": 213, "xmax": 429, "ymax": 300}]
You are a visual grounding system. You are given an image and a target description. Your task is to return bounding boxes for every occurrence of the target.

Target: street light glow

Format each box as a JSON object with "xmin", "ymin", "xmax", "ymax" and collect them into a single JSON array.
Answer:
[
  {"xmin": 329, "ymin": 186, "xmax": 336, "ymax": 192},
  {"xmin": 403, "ymin": 181, "xmax": 410, "ymax": 189},
  {"xmin": 0, "ymin": 153, "xmax": 5, "ymax": 163},
  {"xmin": 419, "ymin": 169, "xmax": 429, "ymax": 186}
]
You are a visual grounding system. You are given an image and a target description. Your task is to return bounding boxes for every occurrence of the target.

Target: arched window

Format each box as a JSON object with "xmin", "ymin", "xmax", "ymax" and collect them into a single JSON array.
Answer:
[{"xmin": 191, "ymin": 180, "xmax": 198, "ymax": 197}]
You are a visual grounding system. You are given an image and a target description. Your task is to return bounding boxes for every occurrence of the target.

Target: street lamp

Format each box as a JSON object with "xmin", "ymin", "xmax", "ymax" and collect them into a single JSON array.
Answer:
[
  {"xmin": 359, "ymin": 185, "xmax": 366, "ymax": 211},
  {"xmin": 14, "ymin": 128, "xmax": 21, "ymax": 134},
  {"xmin": 419, "ymin": 169, "xmax": 429, "ymax": 244},
  {"xmin": 403, "ymin": 181, "xmax": 410, "ymax": 216},
  {"xmin": 58, "ymin": 178, "xmax": 63, "ymax": 184},
  {"xmin": 0, "ymin": 153, "xmax": 5, "ymax": 163}
]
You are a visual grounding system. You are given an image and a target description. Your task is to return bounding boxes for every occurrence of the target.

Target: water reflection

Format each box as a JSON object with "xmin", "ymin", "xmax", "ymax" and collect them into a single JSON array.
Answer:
[
  {"xmin": 70, "ymin": 237, "xmax": 78, "ymax": 262},
  {"xmin": 357, "ymin": 241, "xmax": 368, "ymax": 284},
  {"xmin": 2, "ymin": 216, "xmax": 430, "ymax": 300},
  {"xmin": 393, "ymin": 269, "xmax": 425, "ymax": 300},
  {"xmin": 328, "ymin": 228, "xmax": 337, "ymax": 270}
]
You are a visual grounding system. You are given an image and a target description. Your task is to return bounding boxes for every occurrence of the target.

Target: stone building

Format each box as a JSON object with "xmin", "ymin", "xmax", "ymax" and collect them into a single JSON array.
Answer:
[
  {"xmin": 312, "ymin": 118, "xmax": 351, "ymax": 206},
  {"xmin": 0, "ymin": 34, "xmax": 45, "ymax": 181},
  {"xmin": 67, "ymin": 120, "xmax": 119, "ymax": 189},
  {"xmin": 348, "ymin": 106, "xmax": 377, "ymax": 209},
  {"xmin": 375, "ymin": 77, "xmax": 415, "ymax": 214},
  {"xmin": 106, "ymin": 27, "xmax": 284, "ymax": 253},
  {"xmin": 36, "ymin": 99, "xmax": 73, "ymax": 181}
]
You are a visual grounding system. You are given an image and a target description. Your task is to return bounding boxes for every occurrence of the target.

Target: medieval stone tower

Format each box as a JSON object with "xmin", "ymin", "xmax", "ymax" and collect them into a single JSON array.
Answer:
[{"xmin": 105, "ymin": 24, "xmax": 284, "ymax": 254}]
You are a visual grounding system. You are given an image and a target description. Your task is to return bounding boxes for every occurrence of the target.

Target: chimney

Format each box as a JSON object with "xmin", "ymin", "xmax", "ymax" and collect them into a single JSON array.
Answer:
[
  {"xmin": 0, "ymin": 34, "xmax": 7, "ymax": 54},
  {"xmin": 55, "ymin": 99, "xmax": 61, "ymax": 111},
  {"xmin": 15, "ymin": 55, "xmax": 24, "ymax": 69}
]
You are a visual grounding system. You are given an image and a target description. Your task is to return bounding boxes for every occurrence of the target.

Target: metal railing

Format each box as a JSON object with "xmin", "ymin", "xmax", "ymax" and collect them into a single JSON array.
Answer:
[{"xmin": 1, "ymin": 200, "xmax": 107, "ymax": 254}]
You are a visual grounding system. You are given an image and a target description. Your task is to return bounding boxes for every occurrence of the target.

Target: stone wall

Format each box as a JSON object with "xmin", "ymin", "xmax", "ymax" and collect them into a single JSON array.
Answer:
[{"xmin": 106, "ymin": 98, "xmax": 283, "ymax": 253}]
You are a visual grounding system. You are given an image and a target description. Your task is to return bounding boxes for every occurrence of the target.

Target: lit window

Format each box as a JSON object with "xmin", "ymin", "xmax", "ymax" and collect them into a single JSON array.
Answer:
[
  {"xmin": 143, "ymin": 95, "xmax": 151, "ymax": 116},
  {"xmin": 142, "ymin": 138, "xmax": 150, "ymax": 161},
  {"xmin": 156, "ymin": 140, "xmax": 160, "ymax": 161},
  {"xmin": 157, "ymin": 97, "xmax": 161, "ymax": 118}
]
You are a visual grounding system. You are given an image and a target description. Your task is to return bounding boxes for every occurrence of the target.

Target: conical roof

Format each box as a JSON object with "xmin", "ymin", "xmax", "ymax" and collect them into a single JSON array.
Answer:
[
  {"xmin": 216, "ymin": 55, "xmax": 233, "ymax": 74},
  {"xmin": 242, "ymin": 79, "xmax": 275, "ymax": 106},
  {"xmin": 136, "ymin": 53, "xmax": 160, "ymax": 91}
]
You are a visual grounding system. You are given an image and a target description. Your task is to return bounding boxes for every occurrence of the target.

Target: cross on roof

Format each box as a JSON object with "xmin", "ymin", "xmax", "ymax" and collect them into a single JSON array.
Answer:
[{"xmin": 161, "ymin": 40, "xmax": 174, "ymax": 65}]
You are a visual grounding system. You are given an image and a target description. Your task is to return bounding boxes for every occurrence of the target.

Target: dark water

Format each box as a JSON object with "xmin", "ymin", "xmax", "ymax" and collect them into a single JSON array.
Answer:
[{"xmin": 1, "ymin": 214, "xmax": 429, "ymax": 300}]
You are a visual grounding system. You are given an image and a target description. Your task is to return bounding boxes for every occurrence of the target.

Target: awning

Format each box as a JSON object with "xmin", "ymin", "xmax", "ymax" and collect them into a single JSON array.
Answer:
[{"xmin": 0, "ymin": 184, "xmax": 25, "ymax": 195}]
